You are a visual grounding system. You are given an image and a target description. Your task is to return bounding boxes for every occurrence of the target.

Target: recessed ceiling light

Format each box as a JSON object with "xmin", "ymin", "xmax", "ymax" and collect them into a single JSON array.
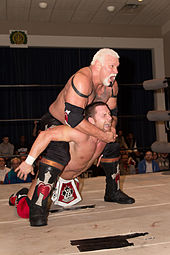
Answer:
[
  {"xmin": 107, "ymin": 5, "xmax": 115, "ymax": 12},
  {"xmin": 138, "ymin": 0, "xmax": 143, "ymax": 2},
  {"xmin": 39, "ymin": 2, "xmax": 48, "ymax": 9}
]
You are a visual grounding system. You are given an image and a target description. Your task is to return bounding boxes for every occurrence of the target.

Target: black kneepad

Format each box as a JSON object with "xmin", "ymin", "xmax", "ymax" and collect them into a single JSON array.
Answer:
[{"xmin": 38, "ymin": 162, "xmax": 61, "ymax": 184}]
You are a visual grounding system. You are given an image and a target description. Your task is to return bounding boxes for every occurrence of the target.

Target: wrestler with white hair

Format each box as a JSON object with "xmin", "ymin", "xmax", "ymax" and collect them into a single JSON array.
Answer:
[{"xmin": 16, "ymin": 48, "xmax": 135, "ymax": 227}]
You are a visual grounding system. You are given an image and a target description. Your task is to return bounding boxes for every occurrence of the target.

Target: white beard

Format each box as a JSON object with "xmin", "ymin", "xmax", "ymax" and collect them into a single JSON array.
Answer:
[{"xmin": 103, "ymin": 73, "xmax": 117, "ymax": 87}]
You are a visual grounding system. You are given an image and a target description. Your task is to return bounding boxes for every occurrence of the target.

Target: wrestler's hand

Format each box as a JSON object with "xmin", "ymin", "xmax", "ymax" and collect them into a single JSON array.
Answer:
[
  {"xmin": 15, "ymin": 161, "xmax": 35, "ymax": 181},
  {"xmin": 102, "ymin": 131, "xmax": 117, "ymax": 143},
  {"xmin": 104, "ymin": 127, "xmax": 117, "ymax": 143}
]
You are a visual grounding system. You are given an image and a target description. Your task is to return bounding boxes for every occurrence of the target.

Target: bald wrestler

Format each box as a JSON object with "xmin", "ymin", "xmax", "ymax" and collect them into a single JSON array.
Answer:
[{"xmin": 17, "ymin": 48, "xmax": 135, "ymax": 226}]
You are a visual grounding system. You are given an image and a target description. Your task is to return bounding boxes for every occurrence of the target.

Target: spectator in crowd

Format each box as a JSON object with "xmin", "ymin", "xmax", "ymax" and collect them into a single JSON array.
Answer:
[
  {"xmin": 32, "ymin": 120, "xmax": 41, "ymax": 139},
  {"xmin": 157, "ymin": 153, "xmax": 170, "ymax": 171},
  {"xmin": 153, "ymin": 151, "xmax": 158, "ymax": 162},
  {"xmin": 0, "ymin": 157, "xmax": 10, "ymax": 184},
  {"xmin": 119, "ymin": 152, "xmax": 137, "ymax": 175},
  {"xmin": 138, "ymin": 150, "xmax": 160, "ymax": 174},
  {"xmin": 4, "ymin": 157, "xmax": 32, "ymax": 184},
  {"xmin": 134, "ymin": 150, "xmax": 144, "ymax": 168},
  {"xmin": 15, "ymin": 135, "xmax": 30, "ymax": 155},
  {"xmin": 125, "ymin": 132, "xmax": 137, "ymax": 152},
  {"xmin": 127, "ymin": 152, "xmax": 137, "ymax": 174},
  {"xmin": 20, "ymin": 155, "xmax": 27, "ymax": 162},
  {"xmin": 0, "ymin": 136, "xmax": 14, "ymax": 157},
  {"xmin": 116, "ymin": 130, "xmax": 128, "ymax": 150},
  {"xmin": 119, "ymin": 152, "xmax": 130, "ymax": 175}
]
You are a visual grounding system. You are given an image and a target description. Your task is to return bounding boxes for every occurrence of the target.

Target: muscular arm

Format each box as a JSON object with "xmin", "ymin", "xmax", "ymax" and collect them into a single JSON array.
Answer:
[
  {"xmin": 76, "ymin": 118, "xmax": 116, "ymax": 142},
  {"xmin": 107, "ymin": 81, "xmax": 118, "ymax": 130},
  {"xmin": 15, "ymin": 126, "xmax": 78, "ymax": 180},
  {"xmin": 65, "ymin": 72, "xmax": 115, "ymax": 143},
  {"xmin": 29, "ymin": 126, "xmax": 74, "ymax": 159}
]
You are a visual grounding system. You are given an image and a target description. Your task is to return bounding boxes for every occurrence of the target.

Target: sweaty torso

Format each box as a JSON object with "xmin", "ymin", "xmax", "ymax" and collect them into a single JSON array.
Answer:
[
  {"xmin": 61, "ymin": 134, "xmax": 106, "ymax": 179},
  {"xmin": 49, "ymin": 67, "xmax": 112, "ymax": 123}
]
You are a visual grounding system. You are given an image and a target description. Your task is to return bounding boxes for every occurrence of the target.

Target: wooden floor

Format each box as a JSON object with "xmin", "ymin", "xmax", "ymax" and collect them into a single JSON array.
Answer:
[{"xmin": 1, "ymin": 172, "xmax": 170, "ymax": 255}]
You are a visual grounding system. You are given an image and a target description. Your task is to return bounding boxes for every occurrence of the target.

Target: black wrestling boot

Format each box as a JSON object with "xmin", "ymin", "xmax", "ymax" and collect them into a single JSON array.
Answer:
[
  {"xmin": 101, "ymin": 160, "xmax": 135, "ymax": 204},
  {"xmin": 29, "ymin": 204, "xmax": 48, "ymax": 227},
  {"xmin": 29, "ymin": 159, "xmax": 62, "ymax": 227}
]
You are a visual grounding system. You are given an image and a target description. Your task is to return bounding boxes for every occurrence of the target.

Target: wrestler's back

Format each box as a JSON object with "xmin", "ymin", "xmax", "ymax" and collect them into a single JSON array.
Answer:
[{"xmin": 49, "ymin": 81, "xmax": 70, "ymax": 123}]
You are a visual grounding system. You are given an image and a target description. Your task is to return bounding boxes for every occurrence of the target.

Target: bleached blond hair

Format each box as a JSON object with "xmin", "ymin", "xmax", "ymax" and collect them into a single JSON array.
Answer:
[
  {"xmin": 91, "ymin": 48, "xmax": 119, "ymax": 66},
  {"xmin": 11, "ymin": 157, "xmax": 21, "ymax": 164}
]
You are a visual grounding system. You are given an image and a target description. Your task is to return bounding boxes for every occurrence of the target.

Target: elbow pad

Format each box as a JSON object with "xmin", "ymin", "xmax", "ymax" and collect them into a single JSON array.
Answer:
[
  {"xmin": 65, "ymin": 102, "xmax": 84, "ymax": 128},
  {"xmin": 111, "ymin": 107, "xmax": 118, "ymax": 117}
]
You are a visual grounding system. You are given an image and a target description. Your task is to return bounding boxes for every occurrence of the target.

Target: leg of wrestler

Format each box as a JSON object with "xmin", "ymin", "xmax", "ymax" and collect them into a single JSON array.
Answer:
[
  {"xmin": 100, "ymin": 142, "xmax": 135, "ymax": 204},
  {"xmin": 27, "ymin": 177, "xmax": 38, "ymax": 200},
  {"xmin": 29, "ymin": 113, "xmax": 71, "ymax": 227},
  {"xmin": 52, "ymin": 170, "xmax": 82, "ymax": 207},
  {"xmin": 17, "ymin": 176, "xmax": 58, "ymax": 220},
  {"xmin": 13, "ymin": 174, "xmax": 71, "ymax": 219},
  {"xmin": 9, "ymin": 172, "xmax": 37, "ymax": 212},
  {"xmin": 9, "ymin": 187, "xmax": 29, "ymax": 206},
  {"xmin": 29, "ymin": 160, "xmax": 64, "ymax": 226},
  {"xmin": 16, "ymin": 178, "xmax": 37, "ymax": 219},
  {"xmin": 60, "ymin": 170, "xmax": 81, "ymax": 180}
]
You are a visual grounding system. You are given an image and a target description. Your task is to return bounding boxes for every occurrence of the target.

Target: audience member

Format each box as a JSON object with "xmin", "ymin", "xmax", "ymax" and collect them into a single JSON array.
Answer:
[
  {"xmin": 157, "ymin": 153, "xmax": 170, "ymax": 171},
  {"xmin": 119, "ymin": 153, "xmax": 130, "ymax": 175},
  {"xmin": 20, "ymin": 155, "xmax": 27, "ymax": 162},
  {"xmin": 116, "ymin": 130, "xmax": 128, "ymax": 150},
  {"xmin": 134, "ymin": 150, "xmax": 144, "ymax": 168},
  {"xmin": 4, "ymin": 157, "xmax": 32, "ymax": 184},
  {"xmin": 125, "ymin": 132, "xmax": 137, "ymax": 152},
  {"xmin": 152, "ymin": 151, "xmax": 158, "ymax": 161},
  {"xmin": 0, "ymin": 136, "xmax": 14, "ymax": 157},
  {"xmin": 127, "ymin": 152, "xmax": 137, "ymax": 174},
  {"xmin": 15, "ymin": 135, "xmax": 30, "ymax": 155},
  {"xmin": 32, "ymin": 120, "xmax": 41, "ymax": 139},
  {"xmin": 0, "ymin": 157, "xmax": 10, "ymax": 184},
  {"xmin": 153, "ymin": 151, "xmax": 158, "ymax": 162},
  {"xmin": 138, "ymin": 150, "xmax": 160, "ymax": 174}
]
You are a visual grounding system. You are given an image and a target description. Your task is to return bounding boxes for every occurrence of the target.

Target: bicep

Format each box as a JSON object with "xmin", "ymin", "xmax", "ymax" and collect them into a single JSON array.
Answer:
[
  {"xmin": 65, "ymin": 87, "xmax": 88, "ymax": 108},
  {"xmin": 45, "ymin": 125, "xmax": 79, "ymax": 143},
  {"xmin": 65, "ymin": 74, "xmax": 91, "ymax": 108}
]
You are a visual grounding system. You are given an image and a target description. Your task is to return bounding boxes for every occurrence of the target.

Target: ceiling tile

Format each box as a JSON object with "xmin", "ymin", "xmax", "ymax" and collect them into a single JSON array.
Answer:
[
  {"xmin": 50, "ymin": 10, "xmax": 74, "ymax": 23},
  {"xmin": 7, "ymin": 0, "xmax": 31, "ymax": 9},
  {"xmin": 7, "ymin": 7, "xmax": 29, "ymax": 21},
  {"xmin": 29, "ymin": 9, "xmax": 53, "ymax": 22},
  {"xmin": 0, "ymin": 0, "xmax": 6, "ymax": 20},
  {"xmin": 54, "ymin": 0, "xmax": 80, "ymax": 11}
]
